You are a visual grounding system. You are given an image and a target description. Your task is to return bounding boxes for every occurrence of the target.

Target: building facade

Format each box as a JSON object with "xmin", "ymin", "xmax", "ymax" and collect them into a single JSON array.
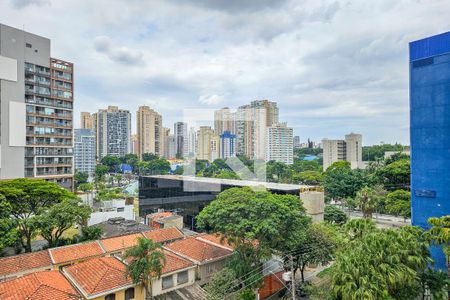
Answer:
[
  {"xmin": 96, "ymin": 106, "xmax": 131, "ymax": 159},
  {"xmin": 345, "ymin": 133, "xmax": 362, "ymax": 163},
  {"xmin": 197, "ymin": 126, "xmax": 215, "ymax": 161},
  {"xmin": 165, "ymin": 134, "xmax": 177, "ymax": 160},
  {"xmin": 266, "ymin": 123, "xmax": 293, "ymax": 165},
  {"xmin": 74, "ymin": 129, "xmax": 96, "ymax": 176},
  {"xmin": 293, "ymin": 136, "xmax": 300, "ymax": 149},
  {"xmin": 0, "ymin": 24, "xmax": 74, "ymax": 189},
  {"xmin": 322, "ymin": 133, "xmax": 363, "ymax": 171},
  {"xmin": 410, "ymin": 31, "xmax": 450, "ymax": 269},
  {"xmin": 219, "ymin": 131, "xmax": 236, "ymax": 159},
  {"xmin": 322, "ymin": 139, "xmax": 346, "ymax": 170},
  {"xmin": 188, "ymin": 126, "xmax": 197, "ymax": 158},
  {"xmin": 136, "ymin": 106, "xmax": 163, "ymax": 159},
  {"xmin": 80, "ymin": 112, "xmax": 94, "ymax": 129},
  {"xmin": 174, "ymin": 122, "xmax": 188, "ymax": 158},
  {"xmin": 214, "ymin": 107, "xmax": 235, "ymax": 135}
]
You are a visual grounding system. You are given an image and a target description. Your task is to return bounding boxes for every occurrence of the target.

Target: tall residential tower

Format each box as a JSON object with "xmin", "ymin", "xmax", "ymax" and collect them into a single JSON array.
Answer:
[{"xmin": 136, "ymin": 106, "xmax": 163, "ymax": 159}]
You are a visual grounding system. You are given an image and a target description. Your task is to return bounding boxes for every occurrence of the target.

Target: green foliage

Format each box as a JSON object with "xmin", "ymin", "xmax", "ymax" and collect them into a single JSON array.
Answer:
[
  {"xmin": 74, "ymin": 171, "xmax": 89, "ymax": 188},
  {"xmin": 374, "ymin": 159, "xmax": 410, "ymax": 190},
  {"xmin": 291, "ymin": 159, "xmax": 321, "ymax": 173},
  {"xmin": 266, "ymin": 161, "xmax": 292, "ymax": 183},
  {"xmin": 120, "ymin": 153, "xmax": 139, "ymax": 171},
  {"xmin": 95, "ymin": 164, "xmax": 109, "ymax": 181},
  {"xmin": 239, "ymin": 289, "xmax": 256, "ymax": 300},
  {"xmin": 420, "ymin": 268, "xmax": 449, "ymax": 299},
  {"xmin": 204, "ymin": 267, "xmax": 239, "ymax": 300},
  {"xmin": 36, "ymin": 198, "xmax": 91, "ymax": 248},
  {"xmin": 80, "ymin": 225, "xmax": 103, "ymax": 242},
  {"xmin": 385, "ymin": 190, "xmax": 411, "ymax": 220},
  {"xmin": 343, "ymin": 218, "xmax": 376, "ymax": 241},
  {"xmin": 292, "ymin": 171, "xmax": 323, "ymax": 185},
  {"xmin": 0, "ymin": 178, "xmax": 76, "ymax": 252},
  {"xmin": 124, "ymin": 237, "xmax": 166, "ymax": 297},
  {"xmin": 428, "ymin": 216, "xmax": 450, "ymax": 263},
  {"xmin": 214, "ymin": 170, "xmax": 240, "ymax": 179},
  {"xmin": 324, "ymin": 205, "xmax": 348, "ymax": 225},
  {"xmin": 332, "ymin": 226, "xmax": 431, "ymax": 300},
  {"xmin": 173, "ymin": 165, "xmax": 184, "ymax": 175},
  {"xmin": 323, "ymin": 162, "xmax": 369, "ymax": 200},
  {"xmin": 142, "ymin": 153, "xmax": 159, "ymax": 161},
  {"xmin": 137, "ymin": 158, "xmax": 170, "ymax": 175},
  {"xmin": 294, "ymin": 147, "xmax": 323, "ymax": 157},
  {"xmin": 0, "ymin": 194, "xmax": 19, "ymax": 253},
  {"xmin": 78, "ymin": 183, "xmax": 94, "ymax": 193},
  {"xmin": 100, "ymin": 155, "xmax": 121, "ymax": 172},
  {"xmin": 362, "ymin": 143, "xmax": 404, "ymax": 161},
  {"xmin": 355, "ymin": 186, "xmax": 379, "ymax": 218}
]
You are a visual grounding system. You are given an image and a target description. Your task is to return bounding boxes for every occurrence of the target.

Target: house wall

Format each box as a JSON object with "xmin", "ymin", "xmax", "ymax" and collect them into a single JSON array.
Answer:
[
  {"xmin": 151, "ymin": 267, "xmax": 196, "ymax": 296},
  {"xmin": 197, "ymin": 259, "xmax": 227, "ymax": 285},
  {"xmin": 90, "ymin": 285, "xmax": 145, "ymax": 300}
]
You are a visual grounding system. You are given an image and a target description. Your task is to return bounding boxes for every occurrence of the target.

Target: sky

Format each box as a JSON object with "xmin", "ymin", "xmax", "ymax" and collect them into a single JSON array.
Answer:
[{"xmin": 1, "ymin": 0, "xmax": 450, "ymax": 145}]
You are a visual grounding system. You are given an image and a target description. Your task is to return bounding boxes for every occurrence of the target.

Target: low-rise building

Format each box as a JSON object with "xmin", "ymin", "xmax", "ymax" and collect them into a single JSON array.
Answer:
[{"xmin": 147, "ymin": 211, "xmax": 184, "ymax": 230}]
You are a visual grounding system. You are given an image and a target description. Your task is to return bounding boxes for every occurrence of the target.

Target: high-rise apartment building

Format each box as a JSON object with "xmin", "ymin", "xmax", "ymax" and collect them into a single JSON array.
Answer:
[
  {"xmin": 136, "ymin": 106, "xmax": 163, "ymax": 159},
  {"xmin": 188, "ymin": 126, "xmax": 197, "ymax": 157},
  {"xmin": 220, "ymin": 131, "xmax": 236, "ymax": 159},
  {"xmin": 165, "ymin": 135, "xmax": 177, "ymax": 160},
  {"xmin": 293, "ymin": 136, "xmax": 300, "ymax": 149},
  {"xmin": 174, "ymin": 122, "xmax": 188, "ymax": 158},
  {"xmin": 96, "ymin": 106, "xmax": 131, "ymax": 159},
  {"xmin": 210, "ymin": 134, "xmax": 220, "ymax": 162},
  {"xmin": 0, "ymin": 24, "xmax": 74, "ymax": 189},
  {"xmin": 266, "ymin": 123, "xmax": 293, "ymax": 165},
  {"xmin": 197, "ymin": 126, "xmax": 216, "ymax": 161},
  {"xmin": 322, "ymin": 133, "xmax": 363, "ymax": 171},
  {"xmin": 214, "ymin": 107, "xmax": 235, "ymax": 134},
  {"xmin": 410, "ymin": 31, "xmax": 450, "ymax": 269},
  {"xmin": 80, "ymin": 112, "xmax": 94, "ymax": 129},
  {"xmin": 74, "ymin": 129, "xmax": 96, "ymax": 176},
  {"xmin": 130, "ymin": 134, "xmax": 138, "ymax": 156},
  {"xmin": 236, "ymin": 100, "xmax": 279, "ymax": 160}
]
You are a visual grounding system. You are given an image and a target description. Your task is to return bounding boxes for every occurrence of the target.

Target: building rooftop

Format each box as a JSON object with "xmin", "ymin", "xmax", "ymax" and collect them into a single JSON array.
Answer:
[
  {"xmin": 49, "ymin": 241, "xmax": 105, "ymax": 265},
  {"xmin": 95, "ymin": 217, "xmax": 151, "ymax": 239},
  {"xmin": 165, "ymin": 236, "xmax": 233, "ymax": 264},
  {"xmin": 0, "ymin": 270, "xmax": 80, "ymax": 300},
  {"xmin": 99, "ymin": 232, "xmax": 142, "ymax": 253},
  {"xmin": 64, "ymin": 257, "xmax": 132, "ymax": 298},
  {"xmin": 410, "ymin": 31, "xmax": 450, "ymax": 61},
  {"xmin": 195, "ymin": 233, "xmax": 234, "ymax": 251},
  {"xmin": 142, "ymin": 227, "xmax": 184, "ymax": 243},
  {"xmin": 146, "ymin": 175, "xmax": 315, "ymax": 192},
  {"xmin": 0, "ymin": 249, "xmax": 52, "ymax": 278}
]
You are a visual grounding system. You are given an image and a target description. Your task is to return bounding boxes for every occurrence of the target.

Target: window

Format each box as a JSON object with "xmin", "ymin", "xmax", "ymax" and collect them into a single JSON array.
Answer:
[
  {"xmin": 207, "ymin": 264, "xmax": 214, "ymax": 274},
  {"xmin": 104, "ymin": 294, "xmax": 115, "ymax": 300},
  {"xmin": 117, "ymin": 207, "xmax": 125, "ymax": 212},
  {"xmin": 125, "ymin": 288, "xmax": 134, "ymax": 300},
  {"xmin": 177, "ymin": 270, "xmax": 189, "ymax": 284},
  {"xmin": 26, "ymin": 43, "xmax": 32, "ymax": 48},
  {"xmin": 162, "ymin": 275, "xmax": 174, "ymax": 290}
]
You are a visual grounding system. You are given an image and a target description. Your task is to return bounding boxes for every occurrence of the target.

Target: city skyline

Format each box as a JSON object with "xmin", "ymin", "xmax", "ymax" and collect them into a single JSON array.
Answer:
[{"xmin": 2, "ymin": 1, "xmax": 450, "ymax": 144}]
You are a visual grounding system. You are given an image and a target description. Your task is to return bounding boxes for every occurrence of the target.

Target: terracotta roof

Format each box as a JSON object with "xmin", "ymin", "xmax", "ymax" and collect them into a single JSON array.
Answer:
[
  {"xmin": 165, "ymin": 237, "xmax": 232, "ymax": 263},
  {"xmin": 148, "ymin": 212, "xmax": 173, "ymax": 221},
  {"xmin": 161, "ymin": 250, "xmax": 194, "ymax": 274},
  {"xmin": 64, "ymin": 257, "xmax": 132, "ymax": 297},
  {"xmin": 0, "ymin": 250, "xmax": 52, "ymax": 278},
  {"xmin": 142, "ymin": 227, "xmax": 183, "ymax": 244},
  {"xmin": 100, "ymin": 232, "xmax": 142, "ymax": 253},
  {"xmin": 49, "ymin": 241, "xmax": 105, "ymax": 265},
  {"xmin": 0, "ymin": 270, "xmax": 80, "ymax": 300},
  {"xmin": 196, "ymin": 234, "xmax": 234, "ymax": 250}
]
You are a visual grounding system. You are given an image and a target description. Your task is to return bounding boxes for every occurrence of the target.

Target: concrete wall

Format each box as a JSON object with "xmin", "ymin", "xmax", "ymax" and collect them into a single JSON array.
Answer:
[
  {"xmin": 152, "ymin": 267, "xmax": 196, "ymax": 296},
  {"xmin": 90, "ymin": 285, "xmax": 145, "ymax": 300},
  {"xmin": 197, "ymin": 259, "xmax": 228, "ymax": 285},
  {"xmin": 300, "ymin": 191, "xmax": 324, "ymax": 223}
]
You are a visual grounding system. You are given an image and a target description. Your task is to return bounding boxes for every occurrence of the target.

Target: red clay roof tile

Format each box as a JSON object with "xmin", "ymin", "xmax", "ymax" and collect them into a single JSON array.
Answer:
[
  {"xmin": 0, "ymin": 250, "xmax": 52, "ymax": 278},
  {"xmin": 49, "ymin": 241, "xmax": 105, "ymax": 265},
  {"xmin": 99, "ymin": 232, "xmax": 142, "ymax": 253},
  {"xmin": 165, "ymin": 237, "xmax": 232, "ymax": 263},
  {"xmin": 0, "ymin": 270, "xmax": 80, "ymax": 300},
  {"xmin": 142, "ymin": 227, "xmax": 183, "ymax": 244}
]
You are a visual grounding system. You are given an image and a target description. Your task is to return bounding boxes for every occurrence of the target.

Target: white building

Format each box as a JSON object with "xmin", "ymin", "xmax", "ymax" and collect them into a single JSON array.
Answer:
[
  {"xmin": 266, "ymin": 123, "xmax": 294, "ymax": 165},
  {"xmin": 74, "ymin": 129, "xmax": 96, "ymax": 176}
]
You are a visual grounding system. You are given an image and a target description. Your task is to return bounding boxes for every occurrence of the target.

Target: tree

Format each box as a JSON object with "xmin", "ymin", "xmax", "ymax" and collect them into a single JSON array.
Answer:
[
  {"xmin": 355, "ymin": 186, "xmax": 379, "ymax": 218},
  {"xmin": 0, "ymin": 194, "xmax": 18, "ymax": 253},
  {"xmin": 266, "ymin": 161, "xmax": 291, "ymax": 183},
  {"xmin": 362, "ymin": 143, "xmax": 404, "ymax": 161},
  {"xmin": 0, "ymin": 179, "xmax": 77, "ymax": 252},
  {"xmin": 343, "ymin": 218, "xmax": 376, "ymax": 241},
  {"xmin": 323, "ymin": 161, "xmax": 369, "ymax": 200},
  {"xmin": 74, "ymin": 171, "xmax": 89, "ymax": 189},
  {"xmin": 375, "ymin": 159, "xmax": 410, "ymax": 190},
  {"xmin": 100, "ymin": 155, "xmax": 121, "ymax": 172},
  {"xmin": 120, "ymin": 153, "xmax": 139, "ymax": 171},
  {"xmin": 197, "ymin": 187, "xmax": 310, "ymax": 288},
  {"xmin": 292, "ymin": 171, "xmax": 323, "ymax": 185},
  {"xmin": 419, "ymin": 268, "xmax": 449, "ymax": 300},
  {"xmin": 142, "ymin": 153, "xmax": 159, "ymax": 161},
  {"xmin": 385, "ymin": 190, "xmax": 411, "ymax": 220},
  {"xmin": 324, "ymin": 205, "xmax": 348, "ymax": 225},
  {"xmin": 291, "ymin": 159, "xmax": 321, "ymax": 173},
  {"xmin": 428, "ymin": 216, "xmax": 450, "ymax": 276},
  {"xmin": 332, "ymin": 226, "xmax": 432, "ymax": 300},
  {"xmin": 95, "ymin": 164, "xmax": 109, "ymax": 181},
  {"xmin": 80, "ymin": 225, "xmax": 103, "ymax": 242},
  {"xmin": 204, "ymin": 267, "xmax": 239, "ymax": 300},
  {"xmin": 37, "ymin": 198, "xmax": 91, "ymax": 247},
  {"xmin": 285, "ymin": 224, "xmax": 337, "ymax": 283},
  {"xmin": 214, "ymin": 170, "xmax": 240, "ymax": 180},
  {"xmin": 124, "ymin": 237, "xmax": 166, "ymax": 299}
]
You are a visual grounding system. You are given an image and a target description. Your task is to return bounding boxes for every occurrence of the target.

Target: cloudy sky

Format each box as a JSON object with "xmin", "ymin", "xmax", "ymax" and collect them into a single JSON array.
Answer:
[{"xmin": 2, "ymin": 0, "xmax": 450, "ymax": 145}]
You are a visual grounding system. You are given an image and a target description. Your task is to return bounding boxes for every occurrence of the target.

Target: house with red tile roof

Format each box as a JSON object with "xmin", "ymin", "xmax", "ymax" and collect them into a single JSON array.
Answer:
[
  {"xmin": 141, "ymin": 227, "xmax": 184, "ymax": 244},
  {"xmin": 164, "ymin": 236, "xmax": 233, "ymax": 285},
  {"xmin": 146, "ymin": 211, "xmax": 183, "ymax": 230},
  {"xmin": 0, "ymin": 250, "xmax": 52, "ymax": 281},
  {"xmin": 195, "ymin": 233, "xmax": 234, "ymax": 251},
  {"xmin": 99, "ymin": 232, "xmax": 142, "ymax": 254},
  {"xmin": 0, "ymin": 270, "xmax": 81, "ymax": 300},
  {"xmin": 49, "ymin": 241, "xmax": 105, "ymax": 266},
  {"xmin": 63, "ymin": 256, "xmax": 143, "ymax": 300}
]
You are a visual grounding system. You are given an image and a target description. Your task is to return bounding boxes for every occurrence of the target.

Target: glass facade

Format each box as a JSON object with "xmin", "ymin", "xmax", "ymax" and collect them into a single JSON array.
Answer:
[{"xmin": 410, "ymin": 31, "xmax": 450, "ymax": 270}]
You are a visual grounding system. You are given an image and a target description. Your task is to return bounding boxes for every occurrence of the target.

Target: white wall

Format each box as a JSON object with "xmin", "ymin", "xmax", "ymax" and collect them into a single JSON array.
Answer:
[{"xmin": 87, "ymin": 204, "xmax": 135, "ymax": 226}]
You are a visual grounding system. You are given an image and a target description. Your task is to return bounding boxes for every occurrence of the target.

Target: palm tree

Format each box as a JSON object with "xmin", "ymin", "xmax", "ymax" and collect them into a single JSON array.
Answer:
[
  {"xmin": 355, "ymin": 187, "xmax": 378, "ymax": 218},
  {"xmin": 124, "ymin": 237, "xmax": 166, "ymax": 299},
  {"xmin": 428, "ymin": 216, "xmax": 450, "ymax": 277}
]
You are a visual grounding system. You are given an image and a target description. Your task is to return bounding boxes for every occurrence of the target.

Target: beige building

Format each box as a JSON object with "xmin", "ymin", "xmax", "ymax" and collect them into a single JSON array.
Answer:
[
  {"xmin": 214, "ymin": 107, "xmax": 235, "ymax": 135},
  {"xmin": 136, "ymin": 106, "xmax": 164, "ymax": 159},
  {"xmin": 322, "ymin": 133, "xmax": 363, "ymax": 171},
  {"xmin": 197, "ymin": 126, "xmax": 216, "ymax": 161},
  {"xmin": 130, "ymin": 134, "xmax": 138, "ymax": 156},
  {"xmin": 80, "ymin": 112, "xmax": 94, "ymax": 129}
]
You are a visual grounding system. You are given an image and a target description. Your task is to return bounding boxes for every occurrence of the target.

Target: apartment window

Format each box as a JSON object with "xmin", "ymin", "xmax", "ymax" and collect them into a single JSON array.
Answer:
[
  {"xmin": 207, "ymin": 264, "xmax": 214, "ymax": 274},
  {"xmin": 26, "ymin": 43, "xmax": 32, "ymax": 48},
  {"xmin": 162, "ymin": 275, "xmax": 174, "ymax": 290},
  {"xmin": 125, "ymin": 288, "xmax": 135, "ymax": 300},
  {"xmin": 104, "ymin": 294, "xmax": 115, "ymax": 300},
  {"xmin": 177, "ymin": 270, "xmax": 189, "ymax": 284}
]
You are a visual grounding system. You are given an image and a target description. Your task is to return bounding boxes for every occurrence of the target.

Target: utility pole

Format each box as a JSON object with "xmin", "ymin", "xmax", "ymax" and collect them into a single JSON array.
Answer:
[{"xmin": 290, "ymin": 255, "xmax": 296, "ymax": 300}]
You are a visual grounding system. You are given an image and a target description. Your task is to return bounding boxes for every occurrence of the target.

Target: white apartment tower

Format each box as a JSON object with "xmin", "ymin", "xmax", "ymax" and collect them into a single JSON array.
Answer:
[
  {"xmin": 266, "ymin": 123, "xmax": 294, "ymax": 165},
  {"xmin": 74, "ymin": 129, "xmax": 96, "ymax": 176}
]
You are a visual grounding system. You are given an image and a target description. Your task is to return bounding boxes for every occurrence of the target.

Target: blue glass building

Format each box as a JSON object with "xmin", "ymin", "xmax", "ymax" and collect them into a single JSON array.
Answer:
[{"xmin": 410, "ymin": 31, "xmax": 450, "ymax": 270}]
